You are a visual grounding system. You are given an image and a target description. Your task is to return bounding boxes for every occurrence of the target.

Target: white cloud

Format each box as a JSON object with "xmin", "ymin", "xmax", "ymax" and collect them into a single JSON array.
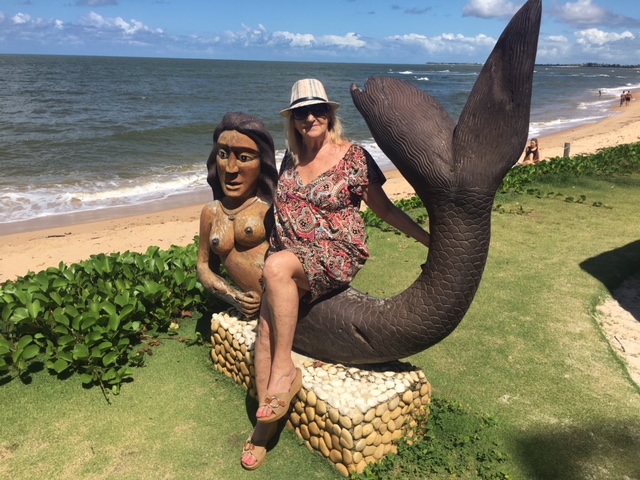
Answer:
[
  {"xmin": 79, "ymin": 12, "xmax": 163, "ymax": 35},
  {"xmin": 75, "ymin": 0, "xmax": 118, "ymax": 6},
  {"xmin": 462, "ymin": 0, "xmax": 522, "ymax": 18},
  {"xmin": 558, "ymin": 0, "xmax": 609, "ymax": 25},
  {"xmin": 12, "ymin": 13, "xmax": 32, "ymax": 24},
  {"xmin": 575, "ymin": 28, "xmax": 634, "ymax": 46},
  {"xmin": 272, "ymin": 31, "xmax": 315, "ymax": 47},
  {"xmin": 317, "ymin": 32, "xmax": 366, "ymax": 49},
  {"xmin": 556, "ymin": 0, "xmax": 640, "ymax": 28},
  {"xmin": 388, "ymin": 32, "xmax": 496, "ymax": 55}
]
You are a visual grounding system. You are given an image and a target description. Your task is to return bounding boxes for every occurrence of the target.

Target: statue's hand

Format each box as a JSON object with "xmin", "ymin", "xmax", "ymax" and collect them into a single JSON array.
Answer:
[{"xmin": 235, "ymin": 290, "xmax": 262, "ymax": 319}]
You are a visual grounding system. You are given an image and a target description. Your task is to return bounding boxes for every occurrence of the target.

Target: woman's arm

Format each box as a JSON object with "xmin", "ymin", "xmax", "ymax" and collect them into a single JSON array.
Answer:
[{"xmin": 362, "ymin": 183, "xmax": 430, "ymax": 247}]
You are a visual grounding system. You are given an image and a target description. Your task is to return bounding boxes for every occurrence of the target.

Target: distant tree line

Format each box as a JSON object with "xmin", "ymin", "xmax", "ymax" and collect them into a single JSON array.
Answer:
[{"xmin": 537, "ymin": 63, "xmax": 640, "ymax": 68}]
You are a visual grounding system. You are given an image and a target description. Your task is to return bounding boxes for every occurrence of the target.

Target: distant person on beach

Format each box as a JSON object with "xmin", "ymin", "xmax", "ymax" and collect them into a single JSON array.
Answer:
[
  {"xmin": 621, "ymin": 92, "xmax": 626, "ymax": 107},
  {"xmin": 197, "ymin": 112, "xmax": 278, "ymax": 319},
  {"xmin": 523, "ymin": 138, "xmax": 540, "ymax": 164},
  {"xmin": 626, "ymin": 91, "xmax": 633, "ymax": 106},
  {"xmin": 241, "ymin": 78, "xmax": 431, "ymax": 470}
]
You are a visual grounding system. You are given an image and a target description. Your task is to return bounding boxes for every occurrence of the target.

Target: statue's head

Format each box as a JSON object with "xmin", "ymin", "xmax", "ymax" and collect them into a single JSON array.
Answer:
[{"xmin": 207, "ymin": 112, "xmax": 277, "ymax": 205}]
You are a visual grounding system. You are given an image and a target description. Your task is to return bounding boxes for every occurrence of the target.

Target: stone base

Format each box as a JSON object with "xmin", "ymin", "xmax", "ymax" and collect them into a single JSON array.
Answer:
[{"xmin": 210, "ymin": 309, "xmax": 432, "ymax": 477}]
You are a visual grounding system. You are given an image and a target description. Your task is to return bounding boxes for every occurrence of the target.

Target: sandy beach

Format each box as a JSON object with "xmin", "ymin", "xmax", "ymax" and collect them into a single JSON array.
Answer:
[{"xmin": 2, "ymin": 97, "xmax": 639, "ymax": 284}]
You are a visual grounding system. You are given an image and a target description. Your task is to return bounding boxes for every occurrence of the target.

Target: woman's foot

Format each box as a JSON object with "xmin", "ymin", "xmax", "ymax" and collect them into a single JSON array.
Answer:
[
  {"xmin": 240, "ymin": 422, "xmax": 277, "ymax": 470},
  {"xmin": 256, "ymin": 367, "xmax": 303, "ymax": 423}
]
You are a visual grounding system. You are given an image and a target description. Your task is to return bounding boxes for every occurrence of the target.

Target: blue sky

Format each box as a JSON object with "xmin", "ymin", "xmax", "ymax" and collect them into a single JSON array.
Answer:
[{"xmin": 1, "ymin": 0, "xmax": 640, "ymax": 64}]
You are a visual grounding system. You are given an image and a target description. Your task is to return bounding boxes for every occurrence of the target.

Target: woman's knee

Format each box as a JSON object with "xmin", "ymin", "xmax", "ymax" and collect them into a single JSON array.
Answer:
[{"xmin": 262, "ymin": 251, "xmax": 300, "ymax": 283}]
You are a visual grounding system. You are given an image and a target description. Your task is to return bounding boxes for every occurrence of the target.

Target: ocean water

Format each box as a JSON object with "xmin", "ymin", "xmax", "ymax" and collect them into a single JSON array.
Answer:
[{"xmin": 1, "ymin": 55, "xmax": 640, "ymax": 230}]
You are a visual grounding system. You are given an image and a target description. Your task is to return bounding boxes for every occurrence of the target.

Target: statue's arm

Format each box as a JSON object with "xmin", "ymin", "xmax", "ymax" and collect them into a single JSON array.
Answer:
[
  {"xmin": 197, "ymin": 203, "xmax": 247, "ymax": 312},
  {"xmin": 362, "ymin": 183, "xmax": 430, "ymax": 247}
]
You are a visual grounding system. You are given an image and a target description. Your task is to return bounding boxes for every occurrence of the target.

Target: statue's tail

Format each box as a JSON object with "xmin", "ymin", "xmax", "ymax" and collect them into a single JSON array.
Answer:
[{"xmin": 454, "ymin": 0, "xmax": 542, "ymax": 191}]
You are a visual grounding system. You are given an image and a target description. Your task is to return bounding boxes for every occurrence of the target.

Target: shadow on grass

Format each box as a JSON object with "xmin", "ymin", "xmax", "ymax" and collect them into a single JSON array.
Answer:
[
  {"xmin": 580, "ymin": 239, "xmax": 640, "ymax": 320},
  {"xmin": 514, "ymin": 422, "xmax": 640, "ymax": 479}
]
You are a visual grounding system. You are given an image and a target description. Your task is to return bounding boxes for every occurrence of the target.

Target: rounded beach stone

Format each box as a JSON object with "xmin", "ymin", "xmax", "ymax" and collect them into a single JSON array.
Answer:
[
  {"xmin": 310, "ymin": 435, "xmax": 319, "ymax": 450},
  {"xmin": 387, "ymin": 419, "xmax": 396, "ymax": 432},
  {"xmin": 319, "ymin": 437, "xmax": 330, "ymax": 457},
  {"xmin": 329, "ymin": 449, "xmax": 342, "ymax": 463},
  {"xmin": 323, "ymin": 431, "xmax": 333, "ymax": 450},
  {"xmin": 328, "ymin": 408, "xmax": 340, "ymax": 424},
  {"xmin": 339, "ymin": 415, "xmax": 352, "ymax": 430},
  {"xmin": 361, "ymin": 423, "xmax": 374, "ymax": 437},
  {"xmin": 364, "ymin": 408, "xmax": 376, "ymax": 423},
  {"xmin": 355, "ymin": 438, "xmax": 367, "ymax": 452},
  {"xmin": 290, "ymin": 412, "xmax": 301, "ymax": 426},
  {"xmin": 376, "ymin": 403, "xmax": 388, "ymax": 417},
  {"xmin": 353, "ymin": 424, "xmax": 363, "ymax": 440},
  {"xmin": 420, "ymin": 383, "xmax": 430, "ymax": 396},
  {"xmin": 366, "ymin": 430, "xmax": 378, "ymax": 446},
  {"xmin": 340, "ymin": 429, "xmax": 354, "ymax": 449},
  {"xmin": 402, "ymin": 390, "xmax": 413, "ymax": 405},
  {"xmin": 342, "ymin": 448, "xmax": 353, "ymax": 466},
  {"xmin": 390, "ymin": 406, "xmax": 402, "ymax": 420},
  {"xmin": 325, "ymin": 418, "xmax": 334, "ymax": 433},
  {"xmin": 335, "ymin": 462, "xmax": 349, "ymax": 477},
  {"xmin": 316, "ymin": 399, "xmax": 327, "ymax": 415},
  {"xmin": 388, "ymin": 396, "xmax": 400, "ymax": 411},
  {"xmin": 298, "ymin": 388, "xmax": 307, "ymax": 403},
  {"xmin": 381, "ymin": 431, "xmax": 393, "ymax": 444},
  {"xmin": 362, "ymin": 445, "xmax": 376, "ymax": 457},
  {"xmin": 372, "ymin": 417, "xmax": 382, "ymax": 430},
  {"xmin": 309, "ymin": 421, "xmax": 320, "ymax": 436},
  {"xmin": 306, "ymin": 390, "xmax": 317, "ymax": 407},
  {"xmin": 351, "ymin": 411, "xmax": 364, "ymax": 426},
  {"xmin": 300, "ymin": 424, "xmax": 310, "ymax": 440},
  {"xmin": 356, "ymin": 459, "xmax": 368, "ymax": 474},
  {"xmin": 381, "ymin": 410, "xmax": 391, "ymax": 424},
  {"xmin": 374, "ymin": 444, "xmax": 385, "ymax": 459}
]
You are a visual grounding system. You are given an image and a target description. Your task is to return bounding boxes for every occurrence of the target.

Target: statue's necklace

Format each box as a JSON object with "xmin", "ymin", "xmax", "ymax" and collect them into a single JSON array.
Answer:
[{"xmin": 220, "ymin": 197, "xmax": 259, "ymax": 221}]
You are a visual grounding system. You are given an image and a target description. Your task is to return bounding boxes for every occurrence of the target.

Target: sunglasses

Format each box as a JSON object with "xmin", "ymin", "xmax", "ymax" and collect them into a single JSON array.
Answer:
[{"xmin": 291, "ymin": 104, "xmax": 330, "ymax": 120}]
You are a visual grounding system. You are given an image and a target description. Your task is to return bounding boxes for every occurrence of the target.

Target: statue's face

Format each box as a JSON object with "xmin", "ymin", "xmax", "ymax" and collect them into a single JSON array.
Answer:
[{"xmin": 216, "ymin": 130, "xmax": 261, "ymax": 206}]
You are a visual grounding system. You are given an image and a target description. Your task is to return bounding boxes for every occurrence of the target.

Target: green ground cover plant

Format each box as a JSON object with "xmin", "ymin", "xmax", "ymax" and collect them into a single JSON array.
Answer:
[{"xmin": 2, "ymin": 143, "xmax": 640, "ymax": 479}]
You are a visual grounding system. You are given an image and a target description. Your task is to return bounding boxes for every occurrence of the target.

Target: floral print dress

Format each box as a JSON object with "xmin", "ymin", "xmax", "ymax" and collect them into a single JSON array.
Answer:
[{"xmin": 270, "ymin": 144, "xmax": 386, "ymax": 302}]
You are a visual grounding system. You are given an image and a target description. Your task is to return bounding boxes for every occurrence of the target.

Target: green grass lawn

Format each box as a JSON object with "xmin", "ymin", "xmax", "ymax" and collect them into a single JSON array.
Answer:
[{"xmin": 1, "ymin": 171, "xmax": 640, "ymax": 479}]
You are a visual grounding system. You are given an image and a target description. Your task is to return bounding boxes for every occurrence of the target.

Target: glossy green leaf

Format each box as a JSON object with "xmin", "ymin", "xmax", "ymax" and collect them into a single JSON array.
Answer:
[
  {"xmin": 72, "ymin": 344, "xmax": 90, "ymax": 361},
  {"xmin": 22, "ymin": 344, "xmax": 40, "ymax": 361},
  {"xmin": 51, "ymin": 358, "xmax": 69, "ymax": 374},
  {"xmin": 103, "ymin": 351, "xmax": 119, "ymax": 367}
]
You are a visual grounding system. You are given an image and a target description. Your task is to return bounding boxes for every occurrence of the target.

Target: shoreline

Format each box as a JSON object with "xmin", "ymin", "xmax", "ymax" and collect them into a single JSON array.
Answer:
[{"xmin": 2, "ymin": 99, "xmax": 640, "ymax": 283}]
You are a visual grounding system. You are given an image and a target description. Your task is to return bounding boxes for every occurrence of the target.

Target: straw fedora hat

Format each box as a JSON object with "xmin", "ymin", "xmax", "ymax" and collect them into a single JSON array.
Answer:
[{"xmin": 280, "ymin": 78, "xmax": 340, "ymax": 116}]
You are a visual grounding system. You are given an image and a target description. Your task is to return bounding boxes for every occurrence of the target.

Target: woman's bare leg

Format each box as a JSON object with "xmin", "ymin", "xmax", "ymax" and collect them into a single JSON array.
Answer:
[{"xmin": 256, "ymin": 251, "xmax": 309, "ymax": 420}]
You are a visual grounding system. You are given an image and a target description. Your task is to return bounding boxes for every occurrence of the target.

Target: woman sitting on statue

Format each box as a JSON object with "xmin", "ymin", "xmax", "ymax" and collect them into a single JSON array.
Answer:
[{"xmin": 241, "ymin": 79, "xmax": 430, "ymax": 470}]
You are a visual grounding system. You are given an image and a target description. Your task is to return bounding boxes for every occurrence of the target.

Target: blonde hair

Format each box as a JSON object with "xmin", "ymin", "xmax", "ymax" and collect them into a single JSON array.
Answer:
[{"xmin": 285, "ymin": 108, "xmax": 346, "ymax": 164}]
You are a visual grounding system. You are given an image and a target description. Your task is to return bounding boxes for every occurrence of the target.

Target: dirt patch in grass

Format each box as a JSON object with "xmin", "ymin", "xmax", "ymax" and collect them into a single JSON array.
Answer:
[{"xmin": 597, "ymin": 274, "xmax": 640, "ymax": 387}]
